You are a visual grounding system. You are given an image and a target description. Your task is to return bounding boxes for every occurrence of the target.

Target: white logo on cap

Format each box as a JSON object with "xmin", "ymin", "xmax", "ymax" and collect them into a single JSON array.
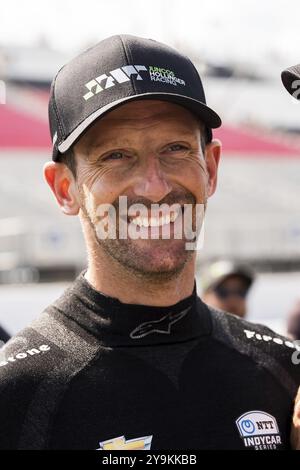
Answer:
[
  {"xmin": 83, "ymin": 65, "xmax": 147, "ymax": 100},
  {"xmin": 83, "ymin": 64, "xmax": 186, "ymax": 101}
]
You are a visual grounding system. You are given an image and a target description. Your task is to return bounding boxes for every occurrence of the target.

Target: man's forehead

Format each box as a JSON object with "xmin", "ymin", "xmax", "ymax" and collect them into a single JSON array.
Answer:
[
  {"xmin": 77, "ymin": 100, "xmax": 201, "ymax": 151},
  {"xmin": 100, "ymin": 99, "xmax": 198, "ymax": 124}
]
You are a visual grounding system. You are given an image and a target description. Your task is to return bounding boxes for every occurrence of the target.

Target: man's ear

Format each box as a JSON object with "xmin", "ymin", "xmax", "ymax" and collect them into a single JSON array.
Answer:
[
  {"xmin": 204, "ymin": 139, "xmax": 221, "ymax": 197},
  {"xmin": 43, "ymin": 161, "xmax": 80, "ymax": 215},
  {"xmin": 291, "ymin": 386, "xmax": 300, "ymax": 449}
]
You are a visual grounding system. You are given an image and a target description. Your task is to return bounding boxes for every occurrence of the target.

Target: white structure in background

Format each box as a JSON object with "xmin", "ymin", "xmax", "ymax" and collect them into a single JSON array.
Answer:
[
  {"xmin": 205, "ymin": 77, "xmax": 300, "ymax": 133},
  {"xmin": 0, "ymin": 44, "xmax": 70, "ymax": 85},
  {"xmin": 0, "ymin": 153, "xmax": 86, "ymax": 282},
  {"xmin": 202, "ymin": 157, "xmax": 300, "ymax": 263}
]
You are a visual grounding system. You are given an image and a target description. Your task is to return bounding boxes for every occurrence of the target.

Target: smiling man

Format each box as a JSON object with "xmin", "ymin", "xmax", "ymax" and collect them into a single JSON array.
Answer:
[
  {"xmin": 0, "ymin": 35, "xmax": 299, "ymax": 450},
  {"xmin": 50, "ymin": 98, "xmax": 214, "ymax": 305}
]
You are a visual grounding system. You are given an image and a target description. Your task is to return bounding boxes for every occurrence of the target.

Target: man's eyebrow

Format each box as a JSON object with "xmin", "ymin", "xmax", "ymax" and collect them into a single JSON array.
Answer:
[
  {"xmin": 87, "ymin": 138, "xmax": 128, "ymax": 153},
  {"xmin": 88, "ymin": 139, "xmax": 112, "ymax": 149},
  {"xmin": 170, "ymin": 130, "xmax": 199, "ymax": 139},
  {"xmin": 85, "ymin": 138, "xmax": 134, "ymax": 159},
  {"xmin": 87, "ymin": 129, "xmax": 199, "ymax": 153}
]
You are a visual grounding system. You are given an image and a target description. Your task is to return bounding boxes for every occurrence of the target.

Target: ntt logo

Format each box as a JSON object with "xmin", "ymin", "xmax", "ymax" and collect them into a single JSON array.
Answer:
[
  {"xmin": 236, "ymin": 411, "xmax": 282, "ymax": 450},
  {"xmin": 0, "ymin": 344, "xmax": 50, "ymax": 368}
]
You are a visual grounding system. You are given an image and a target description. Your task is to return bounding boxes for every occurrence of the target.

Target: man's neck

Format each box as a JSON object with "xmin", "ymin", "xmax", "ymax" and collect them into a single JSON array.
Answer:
[{"xmin": 84, "ymin": 256, "xmax": 196, "ymax": 307}]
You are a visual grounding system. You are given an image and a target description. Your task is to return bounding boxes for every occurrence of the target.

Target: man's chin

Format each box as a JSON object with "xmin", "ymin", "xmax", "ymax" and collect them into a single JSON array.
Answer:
[
  {"xmin": 102, "ymin": 238, "xmax": 192, "ymax": 280},
  {"xmin": 131, "ymin": 235, "xmax": 189, "ymax": 249},
  {"xmin": 127, "ymin": 260, "xmax": 187, "ymax": 282},
  {"xmin": 131, "ymin": 250, "xmax": 192, "ymax": 281},
  {"xmin": 130, "ymin": 237, "xmax": 190, "ymax": 262}
]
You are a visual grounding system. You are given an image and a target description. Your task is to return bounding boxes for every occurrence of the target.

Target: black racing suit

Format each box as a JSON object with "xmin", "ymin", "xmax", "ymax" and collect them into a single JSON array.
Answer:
[{"xmin": 0, "ymin": 270, "xmax": 299, "ymax": 450}]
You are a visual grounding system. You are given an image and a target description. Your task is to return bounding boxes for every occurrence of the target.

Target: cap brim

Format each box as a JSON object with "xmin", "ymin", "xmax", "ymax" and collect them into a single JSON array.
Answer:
[
  {"xmin": 206, "ymin": 271, "xmax": 254, "ymax": 293},
  {"xmin": 281, "ymin": 64, "xmax": 300, "ymax": 98},
  {"xmin": 55, "ymin": 92, "xmax": 222, "ymax": 159}
]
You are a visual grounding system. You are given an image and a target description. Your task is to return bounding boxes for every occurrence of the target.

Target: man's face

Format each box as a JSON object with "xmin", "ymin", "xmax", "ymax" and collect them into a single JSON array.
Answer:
[
  {"xmin": 68, "ymin": 100, "xmax": 219, "ymax": 280},
  {"xmin": 203, "ymin": 275, "xmax": 250, "ymax": 318}
]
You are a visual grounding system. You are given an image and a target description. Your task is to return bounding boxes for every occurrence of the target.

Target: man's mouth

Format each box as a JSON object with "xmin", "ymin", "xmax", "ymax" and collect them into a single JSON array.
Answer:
[
  {"xmin": 93, "ymin": 199, "xmax": 200, "ymax": 245},
  {"xmin": 128, "ymin": 207, "xmax": 181, "ymax": 228}
]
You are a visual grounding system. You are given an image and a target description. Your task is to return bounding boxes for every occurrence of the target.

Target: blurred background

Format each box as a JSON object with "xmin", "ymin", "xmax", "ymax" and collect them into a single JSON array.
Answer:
[{"xmin": 1, "ymin": 0, "xmax": 300, "ymax": 339}]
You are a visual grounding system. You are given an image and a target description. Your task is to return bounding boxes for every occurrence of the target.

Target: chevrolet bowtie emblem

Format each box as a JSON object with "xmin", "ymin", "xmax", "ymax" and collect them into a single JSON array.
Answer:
[
  {"xmin": 130, "ymin": 307, "xmax": 191, "ymax": 339},
  {"xmin": 97, "ymin": 435, "xmax": 153, "ymax": 450}
]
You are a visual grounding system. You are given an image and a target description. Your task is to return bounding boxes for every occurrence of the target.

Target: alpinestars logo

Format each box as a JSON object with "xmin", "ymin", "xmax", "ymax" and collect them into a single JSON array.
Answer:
[
  {"xmin": 83, "ymin": 65, "xmax": 186, "ymax": 101},
  {"xmin": 130, "ymin": 307, "xmax": 191, "ymax": 339},
  {"xmin": 236, "ymin": 411, "xmax": 282, "ymax": 450}
]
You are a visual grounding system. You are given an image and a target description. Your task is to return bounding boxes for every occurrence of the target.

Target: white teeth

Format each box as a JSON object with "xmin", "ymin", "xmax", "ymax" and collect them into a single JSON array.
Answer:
[
  {"xmin": 130, "ymin": 209, "xmax": 180, "ymax": 228},
  {"xmin": 150, "ymin": 217, "xmax": 159, "ymax": 227},
  {"xmin": 170, "ymin": 211, "xmax": 179, "ymax": 223},
  {"xmin": 131, "ymin": 217, "xmax": 140, "ymax": 226}
]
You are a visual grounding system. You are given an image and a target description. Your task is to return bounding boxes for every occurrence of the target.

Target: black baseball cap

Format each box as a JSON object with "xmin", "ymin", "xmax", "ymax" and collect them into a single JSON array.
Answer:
[
  {"xmin": 281, "ymin": 64, "xmax": 300, "ymax": 99},
  {"xmin": 48, "ymin": 34, "xmax": 222, "ymax": 161}
]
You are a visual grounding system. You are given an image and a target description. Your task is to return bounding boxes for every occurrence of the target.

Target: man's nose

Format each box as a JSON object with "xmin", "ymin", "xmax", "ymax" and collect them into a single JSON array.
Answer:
[{"xmin": 133, "ymin": 157, "xmax": 172, "ymax": 202}]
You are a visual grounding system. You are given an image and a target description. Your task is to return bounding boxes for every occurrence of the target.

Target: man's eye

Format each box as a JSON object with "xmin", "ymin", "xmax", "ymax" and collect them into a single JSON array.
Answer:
[
  {"xmin": 104, "ymin": 151, "xmax": 125, "ymax": 161},
  {"xmin": 167, "ymin": 144, "xmax": 188, "ymax": 152}
]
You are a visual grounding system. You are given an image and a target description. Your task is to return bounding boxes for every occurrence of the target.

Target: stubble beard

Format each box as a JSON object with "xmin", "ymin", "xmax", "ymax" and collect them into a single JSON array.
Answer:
[{"xmin": 78, "ymin": 190, "xmax": 202, "ymax": 283}]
